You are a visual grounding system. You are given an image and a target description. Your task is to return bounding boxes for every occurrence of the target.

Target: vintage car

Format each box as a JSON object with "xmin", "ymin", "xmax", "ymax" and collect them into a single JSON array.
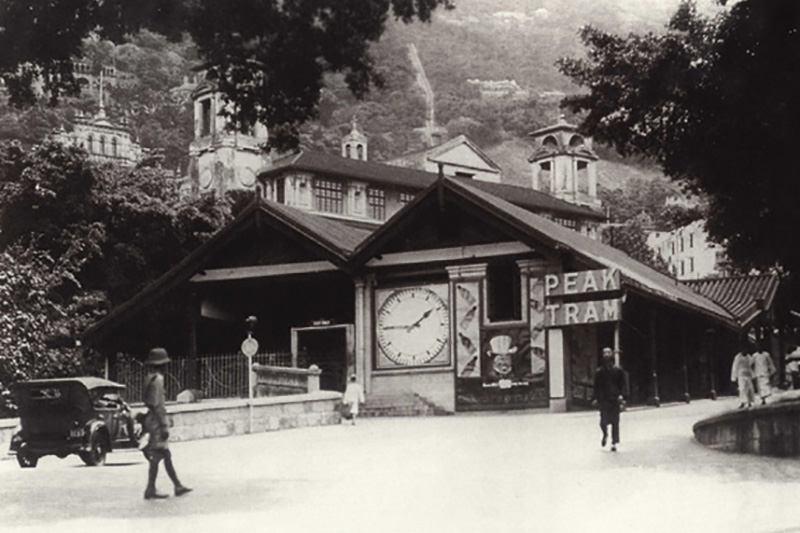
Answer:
[{"xmin": 8, "ymin": 377, "xmax": 142, "ymax": 468}]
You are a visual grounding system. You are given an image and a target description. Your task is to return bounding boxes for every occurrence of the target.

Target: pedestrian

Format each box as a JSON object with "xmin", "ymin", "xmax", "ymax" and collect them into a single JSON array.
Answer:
[
  {"xmin": 342, "ymin": 374, "xmax": 365, "ymax": 425},
  {"xmin": 592, "ymin": 347, "xmax": 626, "ymax": 452},
  {"xmin": 142, "ymin": 347, "xmax": 192, "ymax": 500},
  {"xmin": 786, "ymin": 345, "xmax": 800, "ymax": 390},
  {"xmin": 730, "ymin": 348, "xmax": 755, "ymax": 408},
  {"xmin": 751, "ymin": 346, "xmax": 776, "ymax": 405}
]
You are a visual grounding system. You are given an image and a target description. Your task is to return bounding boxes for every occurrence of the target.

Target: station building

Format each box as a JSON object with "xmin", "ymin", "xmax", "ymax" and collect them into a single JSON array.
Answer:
[{"xmin": 83, "ymin": 166, "xmax": 745, "ymax": 412}]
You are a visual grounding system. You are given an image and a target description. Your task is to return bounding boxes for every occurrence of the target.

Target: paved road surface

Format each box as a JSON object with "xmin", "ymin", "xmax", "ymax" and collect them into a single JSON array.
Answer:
[{"xmin": 3, "ymin": 397, "xmax": 800, "ymax": 533}]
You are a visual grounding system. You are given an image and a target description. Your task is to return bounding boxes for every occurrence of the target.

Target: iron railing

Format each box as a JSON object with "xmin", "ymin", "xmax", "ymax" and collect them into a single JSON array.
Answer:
[{"xmin": 115, "ymin": 352, "xmax": 293, "ymax": 403}]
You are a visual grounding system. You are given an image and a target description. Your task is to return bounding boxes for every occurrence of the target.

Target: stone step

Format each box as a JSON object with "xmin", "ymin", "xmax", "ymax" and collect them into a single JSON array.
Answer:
[{"xmin": 360, "ymin": 392, "xmax": 450, "ymax": 417}]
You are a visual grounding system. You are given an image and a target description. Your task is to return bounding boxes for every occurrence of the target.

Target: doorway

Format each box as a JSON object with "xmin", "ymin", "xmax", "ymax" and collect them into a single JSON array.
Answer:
[{"xmin": 292, "ymin": 325, "xmax": 353, "ymax": 392}]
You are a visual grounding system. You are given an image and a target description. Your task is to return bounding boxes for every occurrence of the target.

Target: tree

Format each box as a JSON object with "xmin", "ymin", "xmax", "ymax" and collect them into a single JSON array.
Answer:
[
  {"xmin": 0, "ymin": 0, "xmax": 453, "ymax": 151},
  {"xmin": 558, "ymin": 0, "xmax": 800, "ymax": 279},
  {"xmin": 0, "ymin": 141, "xmax": 240, "ymax": 409}
]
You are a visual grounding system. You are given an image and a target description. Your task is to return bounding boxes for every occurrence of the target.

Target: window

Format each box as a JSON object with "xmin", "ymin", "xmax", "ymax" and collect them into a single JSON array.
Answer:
[
  {"xmin": 275, "ymin": 179, "xmax": 285, "ymax": 203},
  {"xmin": 313, "ymin": 179, "xmax": 344, "ymax": 214},
  {"xmin": 455, "ymin": 171, "xmax": 474, "ymax": 179},
  {"xmin": 99, "ymin": 136, "xmax": 105, "ymax": 155},
  {"xmin": 200, "ymin": 98, "xmax": 212, "ymax": 137},
  {"xmin": 487, "ymin": 260, "xmax": 521, "ymax": 322},
  {"xmin": 681, "ymin": 260, "xmax": 685, "ymax": 276},
  {"xmin": 399, "ymin": 192, "xmax": 415, "ymax": 205},
  {"xmin": 689, "ymin": 233, "xmax": 694, "ymax": 248},
  {"xmin": 680, "ymin": 237, "xmax": 685, "ymax": 252},
  {"xmin": 690, "ymin": 257, "xmax": 695, "ymax": 273},
  {"xmin": 345, "ymin": 145, "xmax": 351, "ymax": 159},
  {"xmin": 367, "ymin": 187, "xmax": 386, "ymax": 220},
  {"xmin": 357, "ymin": 144, "xmax": 364, "ymax": 160},
  {"xmin": 553, "ymin": 218, "xmax": 578, "ymax": 229},
  {"xmin": 111, "ymin": 137, "xmax": 118, "ymax": 158}
]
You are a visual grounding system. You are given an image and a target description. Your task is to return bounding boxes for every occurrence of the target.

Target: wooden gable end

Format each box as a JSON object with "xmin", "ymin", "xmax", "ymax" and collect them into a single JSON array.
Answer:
[
  {"xmin": 374, "ymin": 194, "xmax": 525, "ymax": 255},
  {"xmin": 202, "ymin": 217, "xmax": 335, "ymax": 270}
]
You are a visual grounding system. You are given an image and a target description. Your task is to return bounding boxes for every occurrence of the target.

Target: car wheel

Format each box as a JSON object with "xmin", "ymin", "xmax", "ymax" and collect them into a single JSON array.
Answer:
[
  {"xmin": 79, "ymin": 434, "xmax": 107, "ymax": 467},
  {"xmin": 17, "ymin": 453, "xmax": 38, "ymax": 468}
]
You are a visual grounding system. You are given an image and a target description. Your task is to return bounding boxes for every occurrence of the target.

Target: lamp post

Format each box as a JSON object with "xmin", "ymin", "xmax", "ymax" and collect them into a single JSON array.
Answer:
[{"xmin": 241, "ymin": 316, "xmax": 259, "ymax": 433}]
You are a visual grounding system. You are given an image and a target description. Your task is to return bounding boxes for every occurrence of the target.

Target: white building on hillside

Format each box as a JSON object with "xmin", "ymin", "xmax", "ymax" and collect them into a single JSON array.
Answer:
[{"xmin": 648, "ymin": 219, "xmax": 728, "ymax": 280}]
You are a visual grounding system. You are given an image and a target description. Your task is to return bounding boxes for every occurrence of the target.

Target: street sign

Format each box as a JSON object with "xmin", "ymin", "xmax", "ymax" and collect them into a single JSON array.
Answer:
[{"xmin": 241, "ymin": 336, "xmax": 259, "ymax": 357}]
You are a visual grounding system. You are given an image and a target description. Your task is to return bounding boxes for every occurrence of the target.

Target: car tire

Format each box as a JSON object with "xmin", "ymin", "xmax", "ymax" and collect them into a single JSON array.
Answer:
[
  {"xmin": 17, "ymin": 453, "xmax": 38, "ymax": 468},
  {"xmin": 79, "ymin": 434, "xmax": 107, "ymax": 467}
]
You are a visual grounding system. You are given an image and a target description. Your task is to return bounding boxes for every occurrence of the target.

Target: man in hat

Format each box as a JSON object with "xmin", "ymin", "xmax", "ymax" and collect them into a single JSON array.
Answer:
[
  {"xmin": 143, "ymin": 347, "xmax": 192, "ymax": 500},
  {"xmin": 592, "ymin": 347, "xmax": 626, "ymax": 452}
]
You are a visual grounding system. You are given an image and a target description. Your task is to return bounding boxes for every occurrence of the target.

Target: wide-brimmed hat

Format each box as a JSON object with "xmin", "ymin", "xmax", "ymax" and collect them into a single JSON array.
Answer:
[{"xmin": 145, "ymin": 347, "xmax": 170, "ymax": 366}]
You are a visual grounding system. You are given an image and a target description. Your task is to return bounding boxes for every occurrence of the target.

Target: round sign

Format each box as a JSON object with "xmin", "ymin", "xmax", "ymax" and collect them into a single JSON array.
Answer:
[{"xmin": 241, "ymin": 336, "xmax": 259, "ymax": 357}]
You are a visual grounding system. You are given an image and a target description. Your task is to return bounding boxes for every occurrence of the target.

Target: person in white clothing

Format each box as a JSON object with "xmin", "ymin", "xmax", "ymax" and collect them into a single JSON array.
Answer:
[
  {"xmin": 730, "ymin": 349, "xmax": 755, "ymax": 409},
  {"xmin": 751, "ymin": 348, "xmax": 776, "ymax": 405},
  {"xmin": 342, "ymin": 374, "xmax": 365, "ymax": 425}
]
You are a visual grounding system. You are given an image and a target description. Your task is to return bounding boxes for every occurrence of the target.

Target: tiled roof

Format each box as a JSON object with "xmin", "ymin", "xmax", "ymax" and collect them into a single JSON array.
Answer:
[
  {"xmin": 260, "ymin": 150, "xmax": 604, "ymax": 221},
  {"xmin": 683, "ymin": 274, "xmax": 780, "ymax": 327},
  {"xmin": 443, "ymin": 179, "xmax": 737, "ymax": 327},
  {"xmin": 265, "ymin": 200, "xmax": 373, "ymax": 256}
]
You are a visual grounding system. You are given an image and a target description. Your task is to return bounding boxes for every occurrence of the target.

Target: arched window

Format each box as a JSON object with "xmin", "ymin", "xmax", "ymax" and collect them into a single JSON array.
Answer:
[
  {"xmin": 99, "ymin": 136, "xmax": 106, "ymax": 155},
  {"xmin": 111, "ymin": 137, "xmax": 118, "ymax": 158},
  {"xmin": 87, "ymin": 135, "xmax": 94, "ymax": 154},
  {"xmin": 543, "ymin": 135, "xmax": 558, "ymax": 149},
  {"xmin": 345, "ymin": 145, "xmax": 351, "ymax": 159},
  {"xmin": 569, "ymin": 135, "xmax": 585, "ymax": 148},
  {"xmin": 357, "ymin": 144, "xmax": 364, "ymax": 160}
]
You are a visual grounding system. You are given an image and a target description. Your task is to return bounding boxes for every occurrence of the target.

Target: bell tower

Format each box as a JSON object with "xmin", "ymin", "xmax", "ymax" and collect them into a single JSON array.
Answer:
[
  {"xmin": 528, "ymin": 115, "xmax": 600, "ymax": 209},
  {"xmin": 342, "ymin": 118, "xmax": 368, "ymax": 161}
]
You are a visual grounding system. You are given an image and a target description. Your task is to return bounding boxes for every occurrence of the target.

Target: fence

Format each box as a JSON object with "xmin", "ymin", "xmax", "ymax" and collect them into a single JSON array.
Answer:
[{"xmin": 115, "ymin": 352, "xmax": 293, "ymax": 403}]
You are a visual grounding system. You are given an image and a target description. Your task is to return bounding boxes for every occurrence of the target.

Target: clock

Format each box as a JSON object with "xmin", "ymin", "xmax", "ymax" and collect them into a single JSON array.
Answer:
[{"xmin": 376, "ymin": 286, "xmax": 450, "ymax": 367}]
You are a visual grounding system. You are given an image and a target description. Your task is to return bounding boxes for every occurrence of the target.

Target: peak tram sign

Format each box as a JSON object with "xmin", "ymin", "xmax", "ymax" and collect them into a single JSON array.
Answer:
[{"xmin": 543, "ymin": 268, "xmax": 622, "ymax": 328}]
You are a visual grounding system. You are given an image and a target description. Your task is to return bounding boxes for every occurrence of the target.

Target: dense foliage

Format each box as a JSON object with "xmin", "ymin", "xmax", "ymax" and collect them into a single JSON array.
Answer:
[
  {"xmin": 558, "ymin": 0, "xmax": 800, "ymax": 279},
  {"xmin": 0, "ymin": 0, "xmax": 453, "ymax": 151},
  {"xmin": 0, "ymin": 141, "xmax": 239, "ymax": 415}
]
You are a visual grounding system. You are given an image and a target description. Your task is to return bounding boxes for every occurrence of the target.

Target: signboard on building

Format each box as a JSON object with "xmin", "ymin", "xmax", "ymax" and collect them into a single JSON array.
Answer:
[
  {"xmin": 544, "ymin": 298, "xmax": 622, "ymax": 327},
  {"xmin": 545, "ymin": 268, "xmax": 620, "ymax": 297}
]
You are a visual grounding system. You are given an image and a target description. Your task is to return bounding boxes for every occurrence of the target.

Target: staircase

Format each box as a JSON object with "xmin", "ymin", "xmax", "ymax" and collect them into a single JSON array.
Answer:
[{"xmin": 361, "ymin": 391, "xmax": 451, "ymax": 417}]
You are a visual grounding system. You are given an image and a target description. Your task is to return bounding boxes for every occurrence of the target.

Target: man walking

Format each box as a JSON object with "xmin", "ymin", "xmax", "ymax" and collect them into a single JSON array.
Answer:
[
  {"xmin": 751, "ymin": 345, "xmax": 776, "ymax": 405},
  {"xmin": 592, "ymin": 347, "xmax": 626, "ymax": 452},
  {"xmin": 730, "ymin": 348, "xmax": 755, "ymax": 408}
]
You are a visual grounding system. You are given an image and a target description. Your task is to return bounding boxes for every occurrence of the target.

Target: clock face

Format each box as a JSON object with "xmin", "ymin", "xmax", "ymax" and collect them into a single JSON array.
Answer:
[{"xmin": 376, "ymin": 286, "xmax": 450, "ymax": 367}]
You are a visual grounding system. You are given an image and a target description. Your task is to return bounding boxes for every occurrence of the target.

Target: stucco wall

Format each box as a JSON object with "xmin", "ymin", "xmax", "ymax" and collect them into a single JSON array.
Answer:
[{"xmin": 1, "ymin": 391, "xmax": 342, "ymax": 459}]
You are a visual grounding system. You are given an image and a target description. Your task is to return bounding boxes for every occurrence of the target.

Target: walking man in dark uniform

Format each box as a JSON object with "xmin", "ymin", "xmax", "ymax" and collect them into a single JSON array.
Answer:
[{"xmin": 592, "ymin": 347, "xmax": 626, "ymax": 452}]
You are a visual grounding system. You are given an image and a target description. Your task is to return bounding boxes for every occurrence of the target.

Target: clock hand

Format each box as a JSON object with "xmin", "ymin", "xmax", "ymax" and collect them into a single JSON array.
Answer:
[{"xmin": 406, "ymin": 308, "xmax": 434, "ymax": 332}]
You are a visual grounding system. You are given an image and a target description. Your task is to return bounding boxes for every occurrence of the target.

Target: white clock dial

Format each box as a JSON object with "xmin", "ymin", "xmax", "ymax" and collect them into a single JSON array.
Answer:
[{"xmin": 377, "ymin": 287, "xmax": 449, "ymax": 366}]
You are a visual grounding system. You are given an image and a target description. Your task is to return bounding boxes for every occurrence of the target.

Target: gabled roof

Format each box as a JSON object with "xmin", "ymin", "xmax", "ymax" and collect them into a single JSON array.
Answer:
[
  {"xmin": 353, "ymin": 177, "xmax": 737, "ymax": 328},
  {"xmin": 259, "ymin": 150, "xmax": 604, "ymax": 221},
  {"xmin": 386, "ymin": 134, "xmax": 502, "ymax": 172},
  {"xmin": 81, "ymin": 200, "xmax": 373, "ymax": 345},
  {"xmin": 684, "ymin": 274, "xmax": 780, "ymax": 327}
]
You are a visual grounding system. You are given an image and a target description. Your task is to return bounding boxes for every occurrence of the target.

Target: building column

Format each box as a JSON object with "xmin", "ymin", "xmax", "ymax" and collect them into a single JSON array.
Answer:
[
  {"xmin": 682, "ymin": 319, "xmax": 691, "ymax": 403},
  {"xmin": 649, "ymin": 308, "xmax": 660, "ymax": 407},
  {"xmin": 613, "ymin": 321, "xmax": 621, "ymax": 367},
  {"xmin": 187, "ymin": 292, "xmax": 200, "ymax": 390},
  {"xmin": 354, "ymin": 278, "xmax": 366, "ymax": 386},
  {"xmin": 363, "ymin": 274, "xmax": 376, "ymax": 394},
  {"xmin": 548, "ymin": 328, "xmax": 567, "ymax": 412}
]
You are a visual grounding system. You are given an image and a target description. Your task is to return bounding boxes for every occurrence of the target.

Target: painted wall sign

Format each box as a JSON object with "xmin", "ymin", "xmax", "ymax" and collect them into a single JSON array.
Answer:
[
  {"xmin": 544, "ymin": 268, "xmax": 620, "ymax": 297},
  {"xmin": 544, "ymin": 298, "xmax": 622, "ymax": 328}
]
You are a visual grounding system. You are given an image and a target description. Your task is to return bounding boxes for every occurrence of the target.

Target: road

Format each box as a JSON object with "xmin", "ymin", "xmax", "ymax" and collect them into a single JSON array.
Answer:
[{"xmin": 3, "ymin": 397, "xmax": 800, "ymax": 533}]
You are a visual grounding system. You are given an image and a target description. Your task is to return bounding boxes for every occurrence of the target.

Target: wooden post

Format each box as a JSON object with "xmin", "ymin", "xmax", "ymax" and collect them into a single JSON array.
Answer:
[
  {"xmin": 682, "ymin": 319, "xmax": 690, "ymax": 403},
  {"xmin": 707, "ymin": 328, "xmax": 717, "ymax": 400},
  {"xmin": 649, "ymin": 307, "xmax": 660, "ymax": 407},
  {"xmin": 187, "ymin": 292, "xmax": 199, "ymax": 390}
]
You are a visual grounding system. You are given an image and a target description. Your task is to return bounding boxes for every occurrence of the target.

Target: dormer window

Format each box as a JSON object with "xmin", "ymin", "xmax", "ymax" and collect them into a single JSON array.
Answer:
[{"xmin": 200, "ymin": 98, "xmax": 212, "ymax": 137}]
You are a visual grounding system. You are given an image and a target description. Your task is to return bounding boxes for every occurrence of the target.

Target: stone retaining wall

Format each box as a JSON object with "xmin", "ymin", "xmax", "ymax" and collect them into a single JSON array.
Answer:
[
  {"xmin": 1, "ymin": 391, "xmax": 342, "ymax": 459},
  {"xmin": 693, "ymin": 398, "xmax": 800, "ymax": 456}
]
